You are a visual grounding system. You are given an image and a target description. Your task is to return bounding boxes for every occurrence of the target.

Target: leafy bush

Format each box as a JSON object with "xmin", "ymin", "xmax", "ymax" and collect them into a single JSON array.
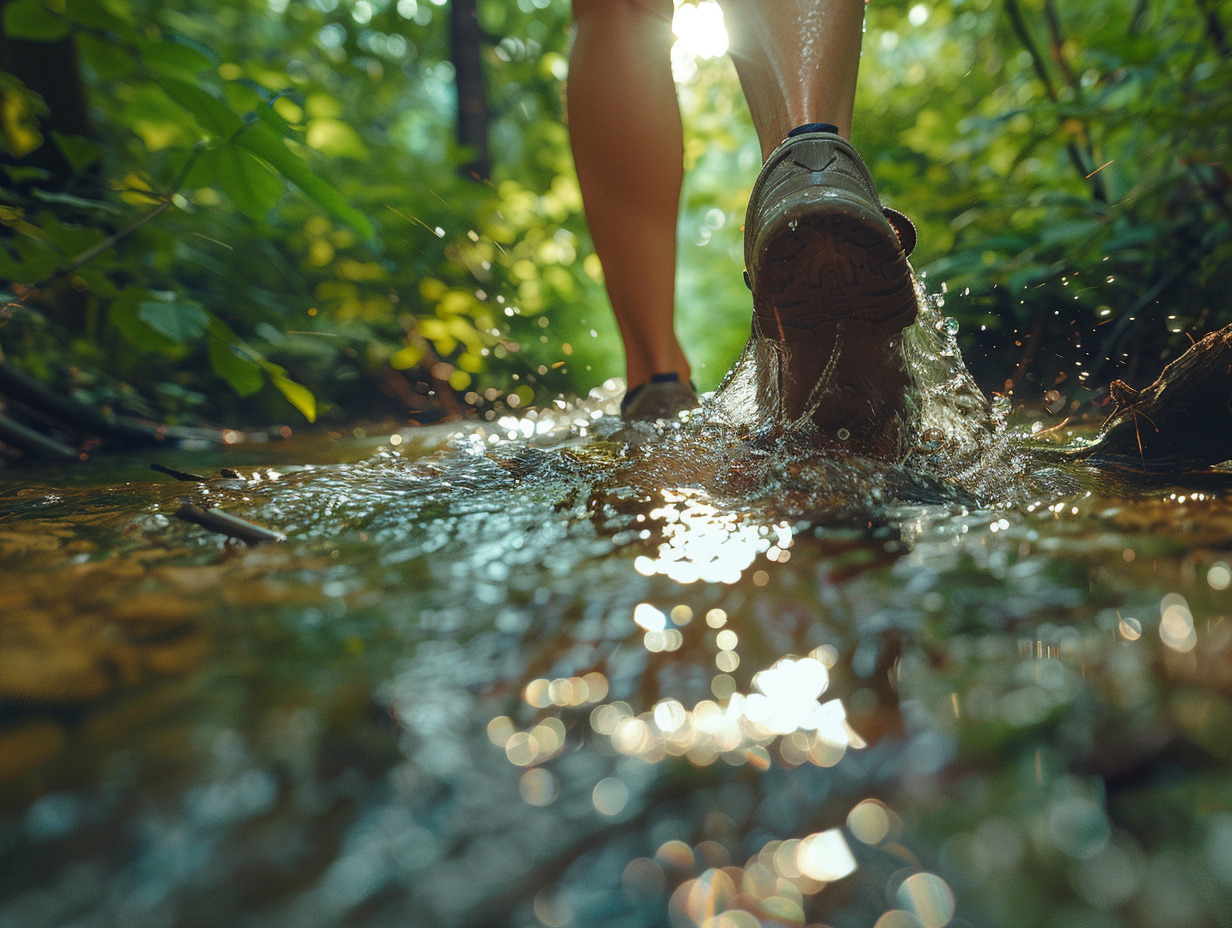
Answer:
[
  {"xmin": 1, "ymin": 0, "xmax": 1228, "ymax": 432},
  {"xmin": 860, "ymin": 0, "xmax": 1232, "ymax": 401}
]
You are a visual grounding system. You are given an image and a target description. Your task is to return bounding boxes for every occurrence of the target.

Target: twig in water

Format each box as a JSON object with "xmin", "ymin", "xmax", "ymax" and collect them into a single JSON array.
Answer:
[
  {"xmin": 151, "ymin": 462, "xmax": 206, "ymax": 482},
  {"xmin": 176, "ymin": 502, "xmax": 286, "ymax": 545}
]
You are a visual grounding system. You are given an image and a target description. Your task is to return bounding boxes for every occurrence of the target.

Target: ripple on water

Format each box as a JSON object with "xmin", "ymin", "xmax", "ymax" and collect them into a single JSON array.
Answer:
[{"xmin": 3, "ymin": 283, "xmax": 1232, "ymax": 928}]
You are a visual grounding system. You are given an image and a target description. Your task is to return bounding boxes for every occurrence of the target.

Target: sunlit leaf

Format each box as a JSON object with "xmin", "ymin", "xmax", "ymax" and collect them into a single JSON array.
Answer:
[
  {"xmin": 305, "ymin": 118, "xmax": 368, "ymax": 160},
  {"xmin": 0, "ymin": 77, "xmax": 45, "ymax": 157},
  {"xmin": 232, "ymin": 122, "xmax": 375, "ymax": 239},
  {"xmin": 160, "ymin": 79, "xmax": 244, "ymax": 138},
  {"xmin": 269, "ymin": 373, "xmax": 317, "ymax": 422},
  {"xmin": 193, "ymin": 145, "xmax": 283, "ymax": 221},
  {"xmin": 390, "ymin": 344, "xmax": 425, "ymax": 370},
  {"xmin": 261, "ymin": 98, "xmax": 302, "ymax": 135},
  {"xmin": 139, "ymin": 36, "xmax": 217, "ymax": 80},
  {"xmin": 125, "ymin": 84, "xmax": 199, "ymax": 151}
]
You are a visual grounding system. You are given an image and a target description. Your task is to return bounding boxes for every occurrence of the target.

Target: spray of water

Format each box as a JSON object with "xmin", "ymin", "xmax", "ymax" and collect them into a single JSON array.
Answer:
[{"xmin": 583, "ymin": 273, "xmax": 1078, "ymax": 518}]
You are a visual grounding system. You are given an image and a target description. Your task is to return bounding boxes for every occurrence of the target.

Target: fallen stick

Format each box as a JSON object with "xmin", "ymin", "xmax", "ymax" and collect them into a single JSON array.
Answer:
[
  {"xmin": 151, "ymin": 462, "xmax": 206, "ymax": 482},
  {"xmin": 0, "ymin": 362, "xmax": 167, "ymax": 446},
  {"xmin": 175, "ymin": 502, "xmax": 286, "ymax": 545},
  {"xmin": 0, "ymin": 413, "xmax": 80, "ymax": 460}
]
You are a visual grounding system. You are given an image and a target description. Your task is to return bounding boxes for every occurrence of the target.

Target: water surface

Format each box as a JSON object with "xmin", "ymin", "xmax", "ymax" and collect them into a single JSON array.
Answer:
[{"xmin": 2, "ymin": 326, "xmax": 1232, "ymax": 928}]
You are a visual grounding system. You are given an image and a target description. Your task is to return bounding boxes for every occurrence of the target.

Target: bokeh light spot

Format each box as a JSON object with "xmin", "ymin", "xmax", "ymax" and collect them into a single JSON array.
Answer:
[
  {"xmin": 519, "ymin": 767, "xmax": 559, "ymax": 807},
  {"xmin": 533, "ymin": 885, "xmax": 572, "ymax": 928},
  {"xmin": 896, "ymin": 872, "xmax": 956, "ymax": 928},
  {"xmin": 1159, "ymin": 593, "xmax": 1197, "ymax": 653},
  {"xmin": 875, "ymin": 910, "xmax": 926, "ymax": 928},
  {"xmin": 796, "ymin": 828, "xmax": 857, "ymax": 882},
  {"xmin": 592, "ymin": 777, "xmax": 630, "ymax": 816},
  {"xmin": 848, "ymin": 799, "xmax": 892, "ymax": 845}
]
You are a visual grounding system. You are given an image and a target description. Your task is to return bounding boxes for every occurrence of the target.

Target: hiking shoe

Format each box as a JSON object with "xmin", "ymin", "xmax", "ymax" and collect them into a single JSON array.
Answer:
[
  {"xmin": 621, "ymin": 374, "xmax": 699, "ymax": 422},
  {"xmin": 744, "ymin": 127, "xmax": 918, "ymax": 439}
]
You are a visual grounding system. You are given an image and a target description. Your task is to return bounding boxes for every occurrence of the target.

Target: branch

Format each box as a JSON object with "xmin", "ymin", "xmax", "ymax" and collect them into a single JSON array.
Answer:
[
  {"xmin": 0, "ymin": 360, "xmax": 165, "ymax": 445},
  {"xmin": 0, "ymin": 412, "xmax": 79, "ymax": 459},
  {"xmin": 39, "ymin": 199, "xmax": 171, "ymax": 289},
  {"xmin": 1129, "ymin": 0, "xmax": 1150, "ymax": 35},
  {"xmin": 1004, "ymin": 0, "xmax": 1057, "ymax": 96},
  {"xmin": 1042, "ymin": 0, "xmax": 1079, "ymax": 88},
  {"xmin": 1003, "ymin": 0, "xmax": 1108, "ymax": 202},
  {"xmin": 175, "ymin": 502, "xmax": 286, "ymax": 545},
  {"xmin": 1196, "ymin": 0, "xmax": 1230, "ymax": 58}
]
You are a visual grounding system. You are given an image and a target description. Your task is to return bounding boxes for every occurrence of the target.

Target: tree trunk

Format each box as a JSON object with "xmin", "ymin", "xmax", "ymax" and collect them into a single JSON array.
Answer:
[
  {"xmin": 449, "ymin": 0, "xmax": 490, "ymax": 181},
  {"xmin": 0, "ymin": 0, "xmax": 99, "ymax": 195}
]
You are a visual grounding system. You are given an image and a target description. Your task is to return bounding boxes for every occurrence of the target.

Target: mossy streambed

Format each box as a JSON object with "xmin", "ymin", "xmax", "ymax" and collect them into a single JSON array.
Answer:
[{"xmin": 1, "ymin": 401, "xmax": 1231, "ymax": 928}]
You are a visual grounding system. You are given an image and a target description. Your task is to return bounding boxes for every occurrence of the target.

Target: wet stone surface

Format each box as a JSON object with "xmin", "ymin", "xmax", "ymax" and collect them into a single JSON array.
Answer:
[{"xmin": 1, "ymin": 402, "xmax": 1231, "ymax": 928}]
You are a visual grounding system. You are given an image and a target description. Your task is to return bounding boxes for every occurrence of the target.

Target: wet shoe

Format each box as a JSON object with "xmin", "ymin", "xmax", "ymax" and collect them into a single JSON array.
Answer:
[
  {"xmin": 621, "ymin": 373, "xmax": 699, "ymax": 422},
  {"xmin": 744, "ymin": 125, "xmax": 918, "ymax": 440}
]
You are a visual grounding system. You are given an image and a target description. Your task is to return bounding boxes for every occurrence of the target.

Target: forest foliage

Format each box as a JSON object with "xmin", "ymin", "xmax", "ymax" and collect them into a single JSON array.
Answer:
[{"xmin": 0, "ymin": 0, "xmax": 1229, "ymax": 432}]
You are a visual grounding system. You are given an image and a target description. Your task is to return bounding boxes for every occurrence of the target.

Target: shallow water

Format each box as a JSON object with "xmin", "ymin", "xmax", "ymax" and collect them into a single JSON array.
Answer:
[{"xmin": 2, "ymin": 372, "xmax": 1232, "ymax": 928}]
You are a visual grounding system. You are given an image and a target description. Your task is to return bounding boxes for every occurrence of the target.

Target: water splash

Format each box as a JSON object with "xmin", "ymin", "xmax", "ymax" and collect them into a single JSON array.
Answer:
[{"xmin": 583, "ymin": 274, "xmax": 1071, "ymax": 517}]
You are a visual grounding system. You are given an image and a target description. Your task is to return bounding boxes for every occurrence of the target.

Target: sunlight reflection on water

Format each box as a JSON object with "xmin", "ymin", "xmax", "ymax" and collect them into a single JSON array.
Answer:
[{"xmin": 3, "ymin": 313, "xmax": 1232, "ymax": 928}]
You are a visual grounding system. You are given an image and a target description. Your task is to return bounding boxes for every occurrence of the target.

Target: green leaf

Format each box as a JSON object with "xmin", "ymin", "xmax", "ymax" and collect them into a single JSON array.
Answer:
[
  {"xmin": 269, "ymin": 373, "xmax": 317, "ymax": 422},
  {"xmin": 157, "ymin": 84, "xmax": 372, "ymax": 237},
  {"xmin": 0, "ymin": 246, "xmax": 25, "ymax": 282},
  {"xmin": 193, "ymin": 145, "xmax": 284, "ymax": 221},
  {"xmin": 110, "ymin": 289, "xmax": 180, "ymax": 353},
  {"xmin": 205, "ymin": 318, "xmax": 309, "ymax": 410},
  {"xmin": 3, "ymin": 0, "xmax": 69, "ymax": 41},
  {"xmin": 49, "ymin": 132, "xmax": 101, "ymax": 174},
  {"xmin": 208, "ymin": 336, "xmax": 264, "ymax": 397},
  {"xmin": 3, "ymin": 166, "xmax": 50, "ymax": 185},
  {"xmin": 137, "ymin": 294, "xmax": 209, "ymax": 342},
  {"xmin": 234, "ymin": 123, "xmax": 375, "ymax": 239},
  {"xmin": 30, "ymin": 188, "xmax": 119, "ymax": 214},
  {"xmin": 306, "ymin": 118, "xmax": 368, "ymax": 160},
  {"xmin": 253, "ymin": 98, "xmax": 298, "ymax": 137},
  {"xmin": 77, "ymin": 33, "xmax": 134, "ymax": 80},
  {"xmin": 63, "ymin": 0, "xmax": 129, "ymax": 30},
  {"xmin": 38, "ymin": 213, "xmax": 106, "ymax": 256},
  {"xmin": 139, "ymin": 36, "xmax": 216, "ymax": 81},
  {"xmin": 159, "ymin": 79, "xmax": 244, "ymax": 138},
  {"xmin": 126, "ymin": 83, "xmax": 201, "ymax": 151}
]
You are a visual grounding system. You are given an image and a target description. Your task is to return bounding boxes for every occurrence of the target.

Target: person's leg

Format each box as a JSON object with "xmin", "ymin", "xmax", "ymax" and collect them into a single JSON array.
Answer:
[
  {"xmin": 719, "ymin": 0, "xmax": 918, "ymax": 444},
  {"xmin": 717, "ymin": 0, "xmax": 865, "ymax": 154},
  {"xmin": 568, "ymin": 0, "xmax": 692, "ymax": 398}
]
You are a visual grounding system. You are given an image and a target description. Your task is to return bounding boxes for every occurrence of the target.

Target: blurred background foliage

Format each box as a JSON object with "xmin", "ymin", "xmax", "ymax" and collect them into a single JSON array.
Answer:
[{"xmin": 0, "ymin": 0, "xmax": 1229, "ymax": 434}]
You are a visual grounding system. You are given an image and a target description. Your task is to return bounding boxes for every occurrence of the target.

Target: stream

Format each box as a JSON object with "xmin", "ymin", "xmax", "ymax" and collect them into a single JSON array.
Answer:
[{"xmin": 3, "ymin": 301, "xmax": 1232, "ymax": 928}]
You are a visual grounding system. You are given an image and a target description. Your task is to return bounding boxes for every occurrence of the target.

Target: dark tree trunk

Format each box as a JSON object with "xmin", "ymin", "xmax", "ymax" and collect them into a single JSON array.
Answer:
[
  {"xmin": 449, "ymin": 0, "xmax": 490, "ymax": 181},
  {"xmin": 0, "ymin": 0, "xmax": 99, "ymax": 195}
]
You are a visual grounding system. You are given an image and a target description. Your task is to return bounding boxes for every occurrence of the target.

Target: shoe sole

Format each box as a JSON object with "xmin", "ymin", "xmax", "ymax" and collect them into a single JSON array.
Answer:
[
  {"xmin": 750, "ymin": 195, "xmax": 918, "ymax": 432},
  {"xmin": 751, "ymin": 195, "xmax": 917, "ymax": 338}
]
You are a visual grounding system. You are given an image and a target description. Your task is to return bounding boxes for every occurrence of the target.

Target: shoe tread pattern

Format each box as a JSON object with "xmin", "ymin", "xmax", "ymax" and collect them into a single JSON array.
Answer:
[{"xmin": 753, "ymin": 211, "xmax": 916, "ymax": 339}]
